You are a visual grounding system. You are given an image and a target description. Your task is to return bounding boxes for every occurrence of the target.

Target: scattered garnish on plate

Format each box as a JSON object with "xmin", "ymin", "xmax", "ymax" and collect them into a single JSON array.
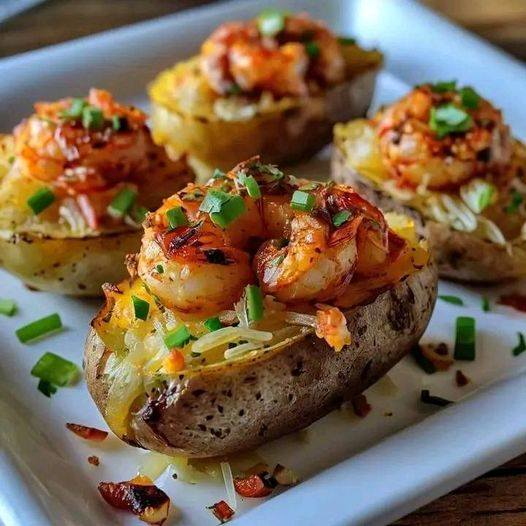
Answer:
[
  {"xmin": 66, "ymin": 423, "xmax": 108, "ymax": 442},
  {"xmin": 512, "ymin": 332, "xmax": 526, "ymax": 356},
  {"xmin": 208, "ymin": 500, "xmax": 235, "ymax": 524},
  {"xmin": 411, "ymin": 344, "xmax": 436, "ymax": 374},
  {"xmin": 454, "ymin": 316, "xmax": 476, "ymax": 361},
  {"xmin": 351, "ymin": 394, "xmax": 372, "ymax": 417},
  {"xmin": 420, "ymin": 389, "xmax": 453, "ymax": 407},
  {"xmin": 31, "ymin": 352, "xmax": 79, "ymax": 396},
  {"xmin": 88, "ymin": 455, "xmax": 100, "ymax": 466},
  {"xmin": 421, "ymin": 342, "xmax": 452, "ymax": 371},
  {"xmin": 499, "ymin": 294, "xmax": 526, "ymax": 313},
  {"xmin": 455, "ymin": 370, "xmax": 470, "ymax": 387},
  {"xmin": 272, "ymin": 464, "xmax": 299, "ymax": 486},
  {"xmin": 482, "ymin": 296, "xmax": 490, "ymax": 312},
  {"xmin": 0, "ymin": 298, "xmax": 17, "ymax": 316},
  {"xmin": 438, "ymin": 295, "xmax": 464, "ymax": 306},
  {"xmin": 16, "ymin": 313, "xmax": 63, "ymax": 343},
  {"xmin": 234, "ymin": 472, "xmax": 276, "ymax": 498}
]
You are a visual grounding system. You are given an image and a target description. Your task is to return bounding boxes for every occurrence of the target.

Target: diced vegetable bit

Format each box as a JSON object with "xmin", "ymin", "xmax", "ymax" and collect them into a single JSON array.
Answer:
[
  {"xmin": 164, "ymin": 325, "xmax": 192, "ymax": 348},
  {"xmin": 31, "ymin": 352, "xmax": 79, "ymax": 388},
  {"xmin": 233, "ymin": 473, "xmax": 274, "ymax": 498},
  {"xmin": 351, "ymin": 394, "xmax": 371, "ymax": 417},
  {"xmin": 132, "ymin": 295, "xmax": 149, "ymax": 321},
  {"xmin": 454, "ymin": 316, "xmax": 476, "ymax": 361},
  {"xmin": 505, "ymin": 189, "xmax": 524, "ymax": 213},
  {"xmin": 108, "ymin": 187, "xmax": 137, "ymax": 217},
  {"xmin": 16, "ymin": 313, "xmax": 63, "ymax": 343},
  {"xmin": 430, "ymin": 80, "xmax": 457, "ymax": 93},
  {"xmin": 332, "ymin": 210, "xmax": 351, "ymax": 227},
  {"xmin": 420, "ymin": 389, "xmax": 453, "ymax": 407},
  {"xmin": 429, "ymin": 104, "xmax": 472, "ymax": 139},
  {"xmin": 482, "ymin": 296, "xmax": 490, "ymax": 312},
  {"xmin": 0, "ymin": 298, "xmax": 16, "ymax": 316},
  {"xmin": 455, "ymin": 369, "xmax": 470, "ymax": 387},
  {"xmin": 131, "ymin": 205, "xmax": 149, "ymax": 224},
  {"xmin": 208, "ymin": 500, "xmax": 235, "ymax": 523},
  {"xmin": 421, "ymin": 342, "xmax": 453, "ymax": 371},
  {"xmin": 238, "ymin": 172, "xmax": 261, "ymax": 199},
  {"xmin": 61, "ymin": 97, "xmax": 87, "ymax": 119},
  {"xmin": 213, "ymin": 168, "xmax": 226, "ymax": 179},
  {"xmin": 304, "ymin": 41, "xmax": 320, "ymax": 58},
  {"xmin": 246, "ymin": 285, "xmax": 264, "ymax": 322},
  {"xmin": 338, "ymin": 36, "xmax": 356, "ymax": 46},
  {"xmin": 200, "ymin": 189, "xmax": 246, "ymax": 228},
  {"xmin": 204, "ymin": 317, "xmax": 223, "ymax": 332},
  {"xmin": 27, "ymin": 187, "xmax": 55, "ymax": 215},
  {"xmin": 257, "ymin": 9, "xmax": 286, "ymax": 37},
  {"xmin": 272, "ymin": 464, "xmax": 299, "ymax": 486},
  {"xmin": 88, "ymin": 455, "xmax": 100, "ymax": 466},
  {"xmin": 82, "ymin": 105, "xmax": 104, "ymax": 130},
  {"xmin": 438, "ymin": 295, "xmax": 464, "ymax": 306},
  {"xmin": 37, "ymin": 380, "xmax": 57, "ymax": 398},
  {"xmin": 459, "ymin": 86, "xmax": 480, "ymax": 109},
  {"xmin": 166, "ymin": 206, "xmax": 189, "ymax": 229},
  {"xmin": 66, "ymin": 423, "xmax": 108, "ymax": 442},
  {"xmin": 411, "ymin": 344, "xmax": 436, "ymax": 374},
  {"xmin": 512, "ymin": 332, "xmax": 526, "ymax": 356},
  {"xmin": 156, "ymin": 264, "xmax": 164, "ymax": 274},
  {"xmin": 290, "ymin": 190, "xmax": 315, "ymax": 212}
]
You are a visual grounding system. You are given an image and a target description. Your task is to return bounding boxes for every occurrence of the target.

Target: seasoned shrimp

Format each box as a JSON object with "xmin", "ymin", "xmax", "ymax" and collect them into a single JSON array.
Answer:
[{"xmin": 375, "ymin": 84, "xmax": 512, "ymax": 190}]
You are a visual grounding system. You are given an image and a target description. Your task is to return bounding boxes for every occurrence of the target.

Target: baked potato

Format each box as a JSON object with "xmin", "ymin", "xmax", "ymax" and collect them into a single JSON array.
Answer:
[
  {"xmin": 85, "ymin": 158, "xmax": 437, "ymax": 458},
  {"xmin": 332, "ymin": 81, "xmax": 526, "ymax": 283},
  {"xmin": 149, "ymin": 11, "xmax": 381, "ymax": 176},
  {"xmin": 0, "ymin": 89, "xmax": 194, "ymax": 295}
]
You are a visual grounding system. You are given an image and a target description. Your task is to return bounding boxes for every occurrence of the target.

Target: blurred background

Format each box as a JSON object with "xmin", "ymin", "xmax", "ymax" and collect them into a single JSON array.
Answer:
[{"xmin": 1, "ymin": 0, "xmax": 526, "ymax": 60}]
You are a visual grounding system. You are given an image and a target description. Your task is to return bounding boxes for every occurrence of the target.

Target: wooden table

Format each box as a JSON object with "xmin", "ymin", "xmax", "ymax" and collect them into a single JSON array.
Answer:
[{"xmin": 2, "ymin": 1, "xmax": 526, "ymax": 524}]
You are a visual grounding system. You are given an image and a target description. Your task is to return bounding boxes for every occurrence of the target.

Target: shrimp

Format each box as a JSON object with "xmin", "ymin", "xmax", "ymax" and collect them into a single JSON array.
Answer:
[
  {"xmin": 200, "ymin": 12, "xmax": 345, "ymax": 97},
  {"xmin": 375, "ymin": 84, "xmax": 512, "ymax": 190}
]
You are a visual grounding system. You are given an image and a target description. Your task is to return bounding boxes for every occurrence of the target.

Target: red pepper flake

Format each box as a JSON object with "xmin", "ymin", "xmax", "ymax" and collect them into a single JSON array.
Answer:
[
  {"xmin": 351, "ymin": 394, "xmax": 371, "ymax": 418},
  {"xmin": 207, "ymin": 500, "xmax": 235, "ymax": 523},
  {"xmin": 233, "ymin": 473, "xmax": 274, "ymax": 498},
  {"xmin": 66, "ymin": 422, "xmax": 108, "ymax": 442},
  {"xmin": 88, "ymin": 455, "xmax": 100, "ymax": 466},
  {"xmin": 455, "ymin": 369, "xmax": 470, "ymax": 387},
  {"xmin": 499, "ymin": 294, "xmax": 526, "ymax": 313}
]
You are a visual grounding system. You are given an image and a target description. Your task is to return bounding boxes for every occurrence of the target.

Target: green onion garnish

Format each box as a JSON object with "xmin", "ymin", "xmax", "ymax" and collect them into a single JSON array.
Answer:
[
  {"xmin": 304, "ymin": 41, "xmax": 320, "ymax": 58},
  {"xmin": 459, "ymin": 86, "xmax": 480, "ymax": 109},
  {"xmin": 505, "ymin": 189, "xmax": 523, "ymax": 214},
  {"xmin": 38, "ymin": 380, "xmax": 57, "ymax": 398},
  {"xmin": 210, "ymin": 195, "xmax": 246, "ymax": 229},
  {"xmin": 108, "ymin": 187, "xmax": 137, "ymax": 217},
  {"xmin": 131, "ymin": 205, "xmax": 149, "ymax": 224},
  {"xmin": 332, "ymin": 210, "xmax": 351, "ymax": 227},
  {"xmin": 204, "ymin": 317, "xmax": 223, "ymax": 332},
  {"xmin": 430, "ymin": 80, "xmax": 457, "ymax": 93},
  {"xmin": 132, "ymin": 295, "xmax": 149, "ymax": 321},
  {"xmin": 246, "ymin": 285, "xmax": 264, "ymax": 322},
  {"xmin": 199, "ymin": 189, "xmax": 232, "ymax": 213},
  {"xmin": 61, "ymin": 98, "xmax": 87, "ymax": 119},
  {"xmin": 429, "ymin": 104, "xmax": 472, "ymax": 139},
  {"xmin": 338, "ymin": 36, "xmax": 356, "ymax": 46},
  {"xmin": 213, "ymin": 168, "xmax": 226, "ymax": 179},
  {"xmin": 82, "ymin": 106, "xmax": 104, "ymax": 130},
  {"xmin": 238, "ymin": 173, "xmax": 261, "ymax": 199},
  {"xmin": 290, "ymin": 190, "xmax": 315, "ymax": 212},
  {"xmin": 482, "ymin": 296, "xmax": 490, "ymax": 312},
  {"xmin": 438, "ymin": 295, "xmax": 464, "ymax": 306},
  {"xmin": 226, "ymin": 83, "xmax": 242, "ymax": 96},
  {"xmin": 164, "ymin": 325, "xmax": 192, "ymax": 348},
  {"xmin": 411, "ymin": 345, "xmax": 436, "ymax": 374},
  {"xmin": 0, "ymin": 298, "xmax": 16, "ymax": 316},
  {"xmin": 166, "ymin": 206, "xmax": 189, "ymax": 229},
  {"xmin": 272, "ymin": 254, "xmax": 285, "ymax": 266},
  {"xmin": 257, "ymin": 9, "xmax": 286, "ymax": 37},
  {"xmin": 31, "ymin": 352, "xmax": 79, "ymax": 387},
  {"xmin": 454, "ymin": 316, "xmax": 476, "ymax": 361},
  {"xmin": 16, "ymin": 313, "xmax": 63, "ymax": 343},
  {"xmin": 156, "ymin": 264, "xmax": 164, "ymax": 274},
  {"xmin": 512, "ymin": 332, "xmax": 526, "ymax": 356},
  {"xmin": 112, "ymin": 115, "xmax": 122, "ymax": 131},
  {"xmin": 420, "ymin": 389, "xmax": 452, "ymax": 407},
  {"xmin": 27, "ymin": 187, "xmax": 55, "ymax": 215}
]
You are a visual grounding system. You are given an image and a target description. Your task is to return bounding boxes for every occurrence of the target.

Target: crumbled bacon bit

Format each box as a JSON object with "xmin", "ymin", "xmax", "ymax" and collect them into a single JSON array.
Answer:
[
  {"xmin": 351, "ymin": 394, "xmax": 371, "ymax": 417},
  {"xmin": 233, "ymin": 473, "xmax": 275, "ymax": 498},
  {"xmin": 208, "ymin": 500, "xmax": 235, "ymax": 523},
  {"xmin": 315, "ymin": 304, "xmax": 351, "ymax": 351},
  {"xmin": 66, "ymin": 423, "xmax": 108, "ymax": 442},
  {"xmin": 499, "ymin": 294, "xmax": 526, "ymax": 313},
  {"xmin": 421, "ymin": 342, "xmax": 453, "ymax": 371},
  {"xmin": 88, "ymin": 455, "xmax": 100, "ymax": 466},
  {"xmin": 455, "ymin": 369, "xmax": 470, "ymax": 387}
]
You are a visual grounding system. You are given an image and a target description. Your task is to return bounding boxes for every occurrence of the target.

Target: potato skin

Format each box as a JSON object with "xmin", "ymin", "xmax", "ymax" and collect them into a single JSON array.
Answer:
[{"xmin": 85, "ymin": 263, "xmax": 437, "ymax": 458}]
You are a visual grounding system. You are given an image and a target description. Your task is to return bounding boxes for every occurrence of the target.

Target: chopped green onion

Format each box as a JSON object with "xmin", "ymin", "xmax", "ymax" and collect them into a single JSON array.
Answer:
[
  {"xmin": 61, "ymin": 98, "xmax": 87, "ymax": 119},
  {"xmin": 411, "ymin": 345, "xmax": 436, "ymax": 374},
  {"xmin": 37, "ymin": 380, "xmax": 57, "ymax": 398},
  {"xmin": 438, "ymin": 295, "xmax": 464, "ymax": 306},
  {"xmin": 166, "ymin": 206, "xmax": 188, "ymax": 229},
  {"xmin": 239, "ymin": 174, "xmax": 261, "ymax": 199},
  {"xmin": 512, "ymin": 332, "xmax": 526, "ymax": 356},
  {"xmin": 257, "ymin": 9, "xmax": 286, "ymax": 37},
  {"xmin": 304, "ymin": 41, "xmax": 320, "ymax": 58},
  {"xmin": 462, "ymin": 180, "xmax": 495, "ymax": 213},
  {"xmin": 482, "ymin": 296, "xmax": 490, "ymax": 312},
  {"xmin": 200, "ymin": 191, "xmax": 246, "ymax": 229},
  {"xmin": 112, "ymin": 115, "xmax": 122, "ymax": 131},
  {"xmin": 132, "ymin": 295, "xmax": 149, "ymax": 321},
  {"xmin": 332, "ymin": 210, "xmax": 351, "ymax": 227},
  {"xmin": 199, "ymin": 189, "xmax": 232, "ymax": 213},
  {"xmin": 108, "ymin": 187, "xmax": 137, "ymax": 217},
  {"xmin": 505, "ymin": 189, "xmax": 523, "ymax": 214},
  {"xmin": 459, "ymin": 86, "xmax": 480, "ymax": 109},
  {"xmin": 420, "ymin": 389, "xmax": 452, "ymax": 407},
  {"xmin": 338, "ymin": 36, "xmax": 356, "ymax": 46},
  {"xmin": 82, "ymin": 106, "xmax": 104, "ymax": 130},
  {"xmin": 156, "ymin": 264, "xmax": 164, "ymax": 274},
  {"xmin": 31, "ymin": 352, "xmax": 78, "ymax": 387},
  {"xmin": 454, "ymin": 316, "xmax": 476, "ymax": 361},
  {"xmin": 27, "ymin": 187, "xmax": 55, "ymax": 215},
  {"xmin": 131, "ymin": 205, "xmax": 149, "ymax": 223},
  {"xmin": 259, "ymin": 163, "xmax": 284, "ymax": 180},
  {"xmin": 246, "ymin": 285, "xmax": 264, "ymax": 322},
  {"xmin": 213, "ymin": 168, "xmax": 226, "ymax": 179},
  {"xmin": 16, "ymin": 313, "xmax": 63, "ymax": 343},
  {"xmin": 290, "ymin": 190, "xmax": 315, "ymax": 212},
  {"xmin": 0, "ymin": 298, "xmax": 16, "ymax": 316},
  {"xmin": 430, "ymin": 80, "xmax": 457, "ymax": 93},
  {"xmin": 164, "ymin": 325, "xmax": 192, "ymax": 348},
  {"xmin": 204, "ymin": 317, "xmax": 223, "ymax": 332},
  {"xmin": 271, "ymin": 254, "xmax": 285, "ymax": 266},
  {"xmin": 429, "ymin": 104, "xmax": 472, "ymax": 139},
  {"xmin": 226, "ymin": 83, "xmax": 242, "ymax": 96}
]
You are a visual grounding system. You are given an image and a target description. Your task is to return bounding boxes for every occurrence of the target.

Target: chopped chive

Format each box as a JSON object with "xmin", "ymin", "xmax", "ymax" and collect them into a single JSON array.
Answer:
[
  {"xmin": 505, "ymin": 189, "xmax": 523, "ymax": 214},
  {"xmin": 482, "ymin": 296, "xmax": 490, "ymax": 312},
  {"xmin": 164, "ymin": 325, "xmax": 192, "ymax": 348},
  {"xmin": 257, "ymin": 8, "xmax": 286, "ymax": 37},
  {"xmin": 0, "ymin": 298, "xmax": 16, "ymax": 316},
  {"xmin": 512, "ymin": 332, "xmax": 526, "ymax": 356},
  {"xmin": 454, "ymin": 316, "xmax": 476, "ymax": 361},
  {"xmin": 290, "ymin": 190, "xmax": 315, "ymax": 212},
  {"xmin": 132, "ymin": 295, "xmax": 149, "ymax": 321},
  {"xmin": 237, "ymin": 173, "xmax": 261, "ymax": 199},
  {"xmin": 332, "ymin": 210, "xmax": 351, "ymax": 227},
  {"xmin": 82, "ymin": 106, "xmax": 104, "ymax": 130},
  {"xmin": 411, "ymin": 345, "xmax": 436, "ymax": 374},
  {"xmin": 338, "ymin": 36, "xmax": 356, "ymax": 46},
  {"xmin": 304, "ymin": 41, "xmax": 320, "ymax": 58},
  {"xmin": 199, "ymin": 189, "xmax": 232, "ymax": 214},
  {"xmin": 246, "ymin": 285, "xmax": 264, "ymax": 322},
  {"xmin": 156, "ymin": 264, "xmax": 164, "ymax": 274},
  {"xmin": 112, "ymin": 115, "xmax": 121, "ymax": 131},
  {"xmin": 271, "ymin": 254, "xmax": 285, "ymax": 266},
  {"xmin": 420, "ymin": 389, "xmax": 453, "ymax": 407},
  {"xmin": 166, "ymin": 206, "xmax": 188, "ymax": 229},
  {"xmin": 37, "ymin": 380, "xmax": 57, "ymax": 398},
  {"xmin": 16, "ymin": 313, "xmax": 63, "ymax": 343},
  {"xmin": 31, "ymin": 352, "xmax": 78, "ymax": 386},
  {"xmin": 459, "ymin": 86, "xmax": 480, "ymax": 109},
  {"xmin": 438, "ymin": 295, "xmax": 464, "ymax": 306},
  {"xmin": 27, "ymin": 187, "xmax": 55, "ymax": 215},
  {"xmin": 212, "ymin": 168, "xmax": 226, "ymax": 179},
  {"xmin": 108, "ymin": 187, "xmax": 137, "ymax": 217},
  {"xmin": 131, "ymin": 205, "xmax": 149, "ymax": 223},
  {"xmin": 429, "ymin": 104, "xmax": 472, "ymax": 139},
  {"xmin": 430, "ymin": 80, "xmax": 457, "ymax": 93},
  {"xmin": 61, "ymin": 98, "xmax": 87, "ymax": 119},
  {"xmin": 204, "ymin": 317, "xmax": 223, "ymax": 332},
  {"xmin": 210, "ymin": 195, "xmax": 246, "ymax": 229}
]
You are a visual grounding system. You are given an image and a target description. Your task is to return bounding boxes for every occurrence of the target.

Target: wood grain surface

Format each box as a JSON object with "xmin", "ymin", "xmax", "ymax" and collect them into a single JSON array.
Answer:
[{"xmin": 1, "ymin": 1, "xmax": 526, "ymax": 525}]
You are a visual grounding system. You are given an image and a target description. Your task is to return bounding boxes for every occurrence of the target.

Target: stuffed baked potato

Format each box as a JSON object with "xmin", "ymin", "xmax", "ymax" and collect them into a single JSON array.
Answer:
[
  {"xmin": 85, "ymin": 158, "xmax": 437, "ymax": 458},
  {"xmin": 149, "ymin": 10, "xmax": 381, "ymax": 176},
  {"xmin": 332, "ymin": 81, "xmax": 526, "ymax": 282},
  {"xmin": 0, "ymin": 89, "xmax": 193, "ymax": 295}
]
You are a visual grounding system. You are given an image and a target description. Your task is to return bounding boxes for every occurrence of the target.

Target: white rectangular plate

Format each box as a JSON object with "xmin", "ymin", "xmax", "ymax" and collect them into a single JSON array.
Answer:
[{"xmin": 1, "ymin": 1, "xmax": 526, "ymax": 525}]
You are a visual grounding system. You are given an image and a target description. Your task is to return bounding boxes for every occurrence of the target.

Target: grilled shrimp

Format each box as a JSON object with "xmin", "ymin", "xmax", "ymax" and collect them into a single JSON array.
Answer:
[
  {"xmin": 200, "ymin": 12, "xmax": 345, "ymax": 97},
  {"xmin": 375, "ymin": 84, "xmax": 512, "ymax": 190}
]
